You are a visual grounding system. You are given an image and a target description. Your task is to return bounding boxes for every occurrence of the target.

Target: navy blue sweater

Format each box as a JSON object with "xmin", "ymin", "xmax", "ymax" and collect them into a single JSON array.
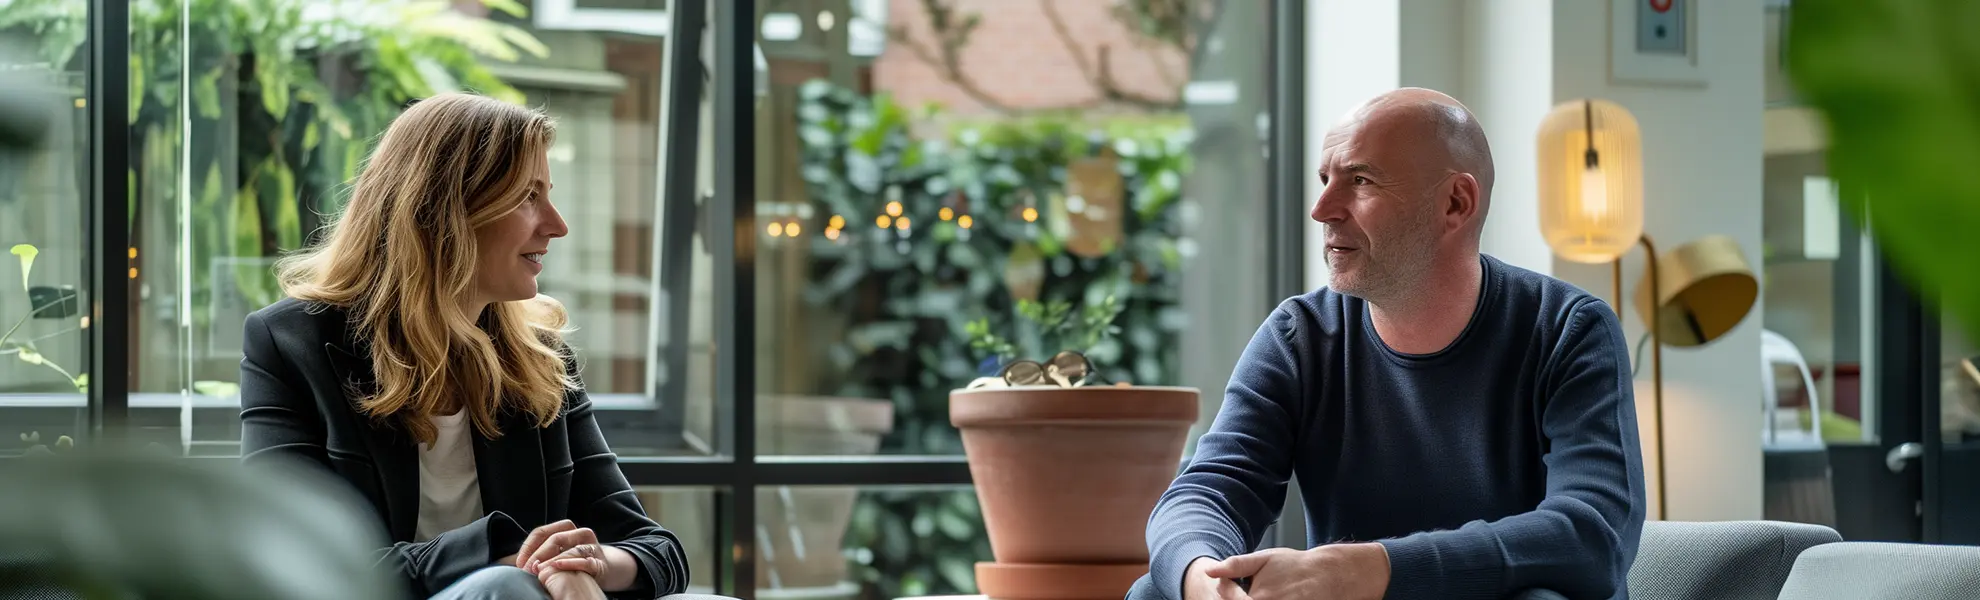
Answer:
[{"xmin": 1146, "ymin": 254, "xmax": 1646, "ymax": 600}]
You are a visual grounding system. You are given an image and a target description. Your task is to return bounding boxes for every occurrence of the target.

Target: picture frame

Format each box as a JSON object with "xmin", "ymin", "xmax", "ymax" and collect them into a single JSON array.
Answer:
[{"xmin": 1610, "ymin": 0, "xmax": 1707, "ymax": 87}]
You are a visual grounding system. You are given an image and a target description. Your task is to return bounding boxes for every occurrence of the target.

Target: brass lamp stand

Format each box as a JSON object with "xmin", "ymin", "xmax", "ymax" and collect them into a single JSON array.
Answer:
[
  {"xmin": 1614, "ymin": 235, "xmax": 1664, "ymax": 519},
  {"xmin": 1622, "ymin": 234, "xmax": 1759, "ymax": 520}
]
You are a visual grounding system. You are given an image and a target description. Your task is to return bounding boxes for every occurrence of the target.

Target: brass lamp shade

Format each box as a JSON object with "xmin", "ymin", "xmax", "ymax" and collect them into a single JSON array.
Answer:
[
  {"xmin": 1536, "ymin": 99, "xmax": 1645, "ymax": 264},
  {"xmin": 1632, "ymin": 234, "xmax": 1759, "ymax": 347}
]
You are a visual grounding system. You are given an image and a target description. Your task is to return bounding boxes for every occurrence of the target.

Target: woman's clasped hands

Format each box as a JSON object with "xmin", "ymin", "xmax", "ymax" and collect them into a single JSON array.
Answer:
[{"xmin": 508, "ymin": 519, "xmax": 641, "ymax": 600}]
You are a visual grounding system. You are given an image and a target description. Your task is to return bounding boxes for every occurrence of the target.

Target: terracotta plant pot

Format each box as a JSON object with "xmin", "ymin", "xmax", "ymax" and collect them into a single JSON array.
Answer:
[{"xmin": 951, "ymin": 385, "xmax": 1199, "ymax": 599}]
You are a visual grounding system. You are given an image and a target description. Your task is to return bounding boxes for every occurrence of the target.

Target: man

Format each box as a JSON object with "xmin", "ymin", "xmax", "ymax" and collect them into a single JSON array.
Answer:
[{"xmin": 1132, "ymin": 88, "xmax": 1646, "ymax": 600}]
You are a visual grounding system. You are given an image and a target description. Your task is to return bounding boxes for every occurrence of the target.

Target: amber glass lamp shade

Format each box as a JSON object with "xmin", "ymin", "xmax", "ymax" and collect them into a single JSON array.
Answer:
[{"xmin": 1537, "ymin": 99, "xmax": 1644, "ymax": 263}]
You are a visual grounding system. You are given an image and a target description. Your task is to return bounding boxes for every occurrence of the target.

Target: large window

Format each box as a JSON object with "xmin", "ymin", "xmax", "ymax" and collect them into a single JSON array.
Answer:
[
  {"xmin": 0, "ymin": 0, "xmax": 92, "ymax": 455},
  {"xmin": 0, "ymin": 0, "xmax": 1308, "ymax": 597}
]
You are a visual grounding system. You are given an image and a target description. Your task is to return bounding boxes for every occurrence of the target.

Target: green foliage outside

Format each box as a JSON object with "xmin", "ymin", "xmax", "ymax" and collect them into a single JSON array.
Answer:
[
  {"xmin": 791, "ymin": 80, "xmax": 1193, "ymax": 598},
  {"xmin": 0, "ymin": 0, "xmax": 546, "ymax": 334}
]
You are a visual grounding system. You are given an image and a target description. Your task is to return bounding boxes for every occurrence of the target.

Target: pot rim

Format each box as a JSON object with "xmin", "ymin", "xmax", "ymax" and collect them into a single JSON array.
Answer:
[
  {"xmin": 949, "ymin": 386, "xmax": 1200, "ymax": 427},
  {"xmin": 949, "ymin": 384, "xmax": 1199, "ymax": 396}
]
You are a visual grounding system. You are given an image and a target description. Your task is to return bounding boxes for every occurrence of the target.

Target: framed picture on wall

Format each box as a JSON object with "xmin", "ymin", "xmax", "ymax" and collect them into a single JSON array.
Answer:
[{"xmin": 1610, "ymin": 0, "xmax": 1707, "ymax": 87}]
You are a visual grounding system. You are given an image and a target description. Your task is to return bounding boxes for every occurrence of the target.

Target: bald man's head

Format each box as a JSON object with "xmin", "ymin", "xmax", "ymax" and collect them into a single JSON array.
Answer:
[
  {"xmin": 1313, "ymin": 88, "xmax": 1497, "ymax": 304},
  {"xmin": 1328, "ymin": 88, "xmax": 1496, "ymax": 231}
]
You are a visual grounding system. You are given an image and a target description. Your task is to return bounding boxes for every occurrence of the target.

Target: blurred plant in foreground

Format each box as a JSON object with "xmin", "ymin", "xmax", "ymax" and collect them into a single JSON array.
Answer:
[{"xmin": 1785, "ymin": 0, "xmax": 1980, "ymax": 340}]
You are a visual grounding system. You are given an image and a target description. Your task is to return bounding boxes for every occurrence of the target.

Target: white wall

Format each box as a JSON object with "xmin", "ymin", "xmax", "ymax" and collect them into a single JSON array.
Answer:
[
  {"xmin": 1464, "ymin": 0, "xmax": 1555, "ymax": 275},
  {"xmin": 1304, "ymin": 0, "xmax": 1401, "ymax": 291},
  {"xmin": 1303, "ymin": 0, "xmax": 1768, "ymax": 521}
]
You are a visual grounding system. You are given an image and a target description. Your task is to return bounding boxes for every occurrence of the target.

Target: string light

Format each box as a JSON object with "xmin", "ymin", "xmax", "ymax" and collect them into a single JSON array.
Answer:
[
  {"xmin": 767, "ymin": 222, "xmax": 785, "ymax": 237},
  {"xmin": 939, "ymin": 207, "xmax": 954, "ymax": 221},
  {"xmin": 885, "ymin": 201, "xmax": 902, "ymax": 217},
  {"xmin": 786, "ymin": 222, "xmax": 801, "ymax": 237},
  {"xmin": 895, "ymin": 217, "xmax": 911, "ymax": 230},
  {"xmin": 1021, "ymin": 207, "xmax": 1038, "ymax": 222},
  {"xmin": 877, "ymin": 215, "xmax": 893, "ymax": 229},
  {"xmin": 829, "ymin": 215, "xmax": 846, "ymax": 229},
  {"xmin": 825, "ymin": 228, "xmax": 841, "ymax": 241},
  {"xmin": 957, "ymin": 215, "xmax": 973, "ymax": 229}
]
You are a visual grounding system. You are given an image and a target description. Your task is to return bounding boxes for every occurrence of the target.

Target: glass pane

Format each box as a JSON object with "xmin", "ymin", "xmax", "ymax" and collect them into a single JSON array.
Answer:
[
  {"xmin": 1940, "ymin": 314, "xmax": 1979, "ymax": 444},
  {"xmin": 756, "ymin": 485, "xmax": 989, "ymax": 599},
  {"xmin": 1936, "ymin": 310, "xmax": 1980, "ymax": 544},
  {"xmin": 1760, "ymin": 150, "xmax": 1875, "ymax": 447},
  {"xmin": 143, "ymin": 0, "xmax": 713, "ymax": 457},
  {"xmin": 753, "ymin": 0, "xmax": 1273, "ymax": 456},
  {"xmin": 0, "ymin": 1, "xmax": 92, "ymax": 455},
  {"xmin": 633, "ymin": 486, "xmax": 725, "ymax": 595}
]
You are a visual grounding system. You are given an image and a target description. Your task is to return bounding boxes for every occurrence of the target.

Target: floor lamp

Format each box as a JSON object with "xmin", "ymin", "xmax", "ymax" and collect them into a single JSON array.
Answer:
[{"xmin": 1537, "ymin": 100, "xmax": 1760, "ymax": 519}]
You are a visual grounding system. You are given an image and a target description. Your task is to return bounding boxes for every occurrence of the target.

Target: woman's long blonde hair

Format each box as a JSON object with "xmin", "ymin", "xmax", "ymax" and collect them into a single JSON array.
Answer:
[{"xmin": 276, "ymin": 92, "xmax": 575, "ymax": 444}]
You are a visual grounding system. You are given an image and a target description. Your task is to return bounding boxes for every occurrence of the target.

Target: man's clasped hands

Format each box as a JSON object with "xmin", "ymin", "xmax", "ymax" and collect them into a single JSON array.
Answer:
[
  {"xmin": 1184, "ymin": 542, "xmax": 1392, "ymax": 600},
  {"xmin": 494, "ymin": 519, "xmax": 643, "ymax": 600}
]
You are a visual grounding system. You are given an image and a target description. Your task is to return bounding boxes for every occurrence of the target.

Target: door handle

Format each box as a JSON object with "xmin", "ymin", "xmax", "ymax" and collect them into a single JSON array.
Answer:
[{"xmin": 1886, "ymin": 442, "xmax": 1924, "ymax": 473}]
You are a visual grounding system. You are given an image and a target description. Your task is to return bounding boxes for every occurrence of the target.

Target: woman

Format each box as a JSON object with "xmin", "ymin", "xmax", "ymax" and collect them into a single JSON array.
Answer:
[{"xmin": 238, "ymin": 92, "xmax": 689, "ymax": 600}]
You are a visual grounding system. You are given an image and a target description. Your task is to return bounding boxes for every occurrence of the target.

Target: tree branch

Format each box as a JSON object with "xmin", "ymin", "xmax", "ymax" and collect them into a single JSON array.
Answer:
[
  {"xmin": 1038, "ymin": 0, "xmax": 1180, "ymax": 111},
  {"xmin": 885, "ymin": 19, "xmax": 1018, "ymax": 114}
]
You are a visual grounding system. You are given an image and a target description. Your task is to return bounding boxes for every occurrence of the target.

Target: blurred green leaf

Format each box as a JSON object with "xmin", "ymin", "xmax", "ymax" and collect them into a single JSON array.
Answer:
[{"xmin": 1786, "ymin": 0, "xmax": 1980, "ymax": 339}]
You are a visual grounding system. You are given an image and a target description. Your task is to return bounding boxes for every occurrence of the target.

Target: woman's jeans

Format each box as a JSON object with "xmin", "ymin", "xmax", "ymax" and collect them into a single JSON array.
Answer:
[{"xmin": 430, "ymin": 566, "xmax": 550, "ymax": 600}]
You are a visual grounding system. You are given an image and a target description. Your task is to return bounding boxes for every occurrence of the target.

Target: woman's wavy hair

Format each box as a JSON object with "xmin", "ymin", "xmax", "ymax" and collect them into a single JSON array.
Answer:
[{"xmin": 275, "ymin": 92, "xmax": 574, "ymax": 444}]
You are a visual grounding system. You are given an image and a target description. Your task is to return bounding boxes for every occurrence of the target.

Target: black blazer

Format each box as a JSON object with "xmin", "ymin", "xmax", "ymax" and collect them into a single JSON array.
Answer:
[{"xmin": 237, "ymin": 297, "xmax": 690, "ymax": 599}]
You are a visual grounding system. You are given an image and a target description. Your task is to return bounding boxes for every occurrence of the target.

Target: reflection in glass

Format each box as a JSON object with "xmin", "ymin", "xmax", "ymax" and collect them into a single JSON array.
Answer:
[
  {"xmin": 634, "ymin": 487, "xmax": 723, "ymax": 596},
  {"xmin": 755, "ymin": 486, "xmax": 989, "ymax": 600},
  {"xmin": 0, "ymin": 0, "xmax": 92, "ymax": 454},
  {"xmin": 1941, "ymin": 317, "xmax": 1980, "ymax": 443},
  {"xmin": 1762, "ymin": 150, "xmax": 1874, "ymax": 445}
]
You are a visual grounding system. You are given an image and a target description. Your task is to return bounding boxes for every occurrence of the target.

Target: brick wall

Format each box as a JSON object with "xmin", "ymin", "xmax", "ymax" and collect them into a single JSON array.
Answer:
[{"xmin": 872, "ymin": 0, "xmax": 1188, "ymax": 114}]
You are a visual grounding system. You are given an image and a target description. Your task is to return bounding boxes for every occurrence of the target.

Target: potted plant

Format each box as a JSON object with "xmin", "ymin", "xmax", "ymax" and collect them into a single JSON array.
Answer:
[{"xmin": 954, "ymin": 296, "xmax": 1198, "ymax": 599}]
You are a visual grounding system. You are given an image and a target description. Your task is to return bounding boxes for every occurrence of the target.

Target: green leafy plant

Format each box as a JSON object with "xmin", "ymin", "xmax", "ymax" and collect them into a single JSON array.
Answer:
[
  {"xmin": 966, "ymin": 295, "xmax": 1124, "ymax": 365},
  {"xmin": 1784, "ymin": 0, "xmax": 1980, "ymax": 340},
  {"xmin": 2, "ymin": 244, "xmax": 85, "ymax": 393}
]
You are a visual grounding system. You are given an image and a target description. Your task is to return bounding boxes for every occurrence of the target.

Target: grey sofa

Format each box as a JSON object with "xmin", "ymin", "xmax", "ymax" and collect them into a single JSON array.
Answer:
[
  {"xmin": 1626, "ymin": 520, "xmax": 1842, "ymax": 600},
  {"xmin": 1776, "ymin": 541, "xmax": 1980, "ymax": 600}
]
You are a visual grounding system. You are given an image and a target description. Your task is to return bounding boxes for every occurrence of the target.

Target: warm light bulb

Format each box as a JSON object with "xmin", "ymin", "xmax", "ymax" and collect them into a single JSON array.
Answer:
[
  {"xmin": 767, "ymin": 222, "xmax": 785, "ymax": 237},
  {"xmin": 896, "ymin": 217, "xmax": 911, "ymax": 230},
  {"xmin": 825, "ymin": 228, "xmax": 841, "ymax": 241},
  {"xmin": 886, "ymin": 201, "xmax": 902, "ymax": 217},
  {"xmin": 786, "ymin": 222, "xmax": 801, "ymax": 237},
  {"xmin": 957, "ymin": 215, "xmax": 973, "ymax": 229},
  {"xmin": 876, "ymin": 215, "xmax": 892, "ymax": 228},
  {"xmin": 829, "ymin": 215, "xmax": 845, "ymax": 229},
  {"xmin": 1021, "ymin": 207, "xmax": 1038, "ymax": 222},
  {"xmin": 1580, "ymin": 164, "xmax": 1609, "ymax": 222},
  {"xmin": 939, "ymin": 207, "xmax": 954, "ymax": 221}
]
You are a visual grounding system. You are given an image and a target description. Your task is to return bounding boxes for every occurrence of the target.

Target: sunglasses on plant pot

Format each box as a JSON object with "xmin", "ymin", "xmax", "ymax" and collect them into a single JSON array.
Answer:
[{"xmin": 966, "ymin": 350, "xmax": 1117, "ymax": 389}]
